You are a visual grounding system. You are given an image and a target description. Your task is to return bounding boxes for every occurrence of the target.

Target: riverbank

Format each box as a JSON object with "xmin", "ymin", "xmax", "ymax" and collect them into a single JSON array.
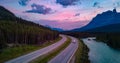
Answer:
[
  {"xmin": 70, "ymin": 39, "xmax": 90, "ymax": 63},
  {"xmin": 83, "ymin": 38, "xmax": 120, "ymax": 63}
]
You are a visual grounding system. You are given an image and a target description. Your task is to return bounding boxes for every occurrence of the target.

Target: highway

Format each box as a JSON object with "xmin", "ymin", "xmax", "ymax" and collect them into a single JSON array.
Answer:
[
  {"xmin": 48, "ymin": 36, "xmax": 78, "ymax": 63},
  {"xmin": 5, "ymin": 35, "xmax": 67, "ymax": 63}
]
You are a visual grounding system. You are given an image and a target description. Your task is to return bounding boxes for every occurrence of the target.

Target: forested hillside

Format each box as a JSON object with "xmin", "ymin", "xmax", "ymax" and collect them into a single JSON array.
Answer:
[
  {"xmin": 0, "ymin": 6, "xmax": 59, "ymax": 49},
  {"xmin": 96, "ymin": 33, "xmax": 120, "ymax": 49}
]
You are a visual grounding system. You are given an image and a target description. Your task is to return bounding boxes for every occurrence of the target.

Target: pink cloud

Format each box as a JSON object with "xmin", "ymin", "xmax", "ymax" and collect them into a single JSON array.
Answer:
[
  {"xmin": 37, "ymin": 20, "xmax": 89, "ymax": 30},
  {"xmin": 52, "ymin": 11, "xmax": 75, "ymax": 20}
]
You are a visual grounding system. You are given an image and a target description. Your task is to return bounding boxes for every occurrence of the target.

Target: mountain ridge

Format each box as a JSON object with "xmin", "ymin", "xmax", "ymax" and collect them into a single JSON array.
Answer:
[{"xmin": 71, "ymin": 8, "xmax": 120, "ymax": 32}]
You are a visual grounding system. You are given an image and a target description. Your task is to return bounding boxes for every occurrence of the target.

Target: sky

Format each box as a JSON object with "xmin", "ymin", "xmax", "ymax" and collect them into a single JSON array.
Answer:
[{"xmin": 0, "ymin": 0, "xmax": 120, "ymax": 30}]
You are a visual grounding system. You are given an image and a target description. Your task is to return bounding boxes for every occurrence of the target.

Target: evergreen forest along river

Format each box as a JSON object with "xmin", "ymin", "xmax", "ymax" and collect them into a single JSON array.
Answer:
[{"xmin": 82, "ymin": 37, "xmax": 120, "ymax": 63}]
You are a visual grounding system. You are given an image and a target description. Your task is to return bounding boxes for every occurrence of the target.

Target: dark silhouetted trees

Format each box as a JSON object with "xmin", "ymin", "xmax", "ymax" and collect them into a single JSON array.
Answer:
[{"xmin": 0, "ymin": 6, "xmax": 59, "ymax": 49}]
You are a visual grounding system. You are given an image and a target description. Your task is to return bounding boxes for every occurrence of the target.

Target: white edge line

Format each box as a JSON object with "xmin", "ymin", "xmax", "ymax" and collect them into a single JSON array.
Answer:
[{"xmin": 67, "ymin": 39, "xmax": 79, "ymax": 63}]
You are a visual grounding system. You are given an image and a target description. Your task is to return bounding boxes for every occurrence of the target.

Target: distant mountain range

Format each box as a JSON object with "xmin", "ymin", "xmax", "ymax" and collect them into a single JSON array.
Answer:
[
  {"xmin": 71, "ymin": 9, "xmax": 120, "ymax": 32},
  {"xmin": 51, "ymin": 28, "xmax": 63, "ymax": 32},
  {"xmin": 44, "ymin": 25, "xmax": 63, "ymax": 32}
]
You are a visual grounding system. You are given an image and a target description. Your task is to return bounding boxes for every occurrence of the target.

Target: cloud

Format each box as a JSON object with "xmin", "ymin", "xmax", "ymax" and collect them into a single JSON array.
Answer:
[
  {"xmin": 19, "ymin": 0, "xmax": 31, "ymax": 6},
  {"xmin": 75, "ymin": 13, "xmax": 80, "ymax": 16},
  {"xmin": 56, "ymin": 0, "xmax": 79, "ymax": 6},
  {"xmin": 113, "ymin": 2, "xmax": 120, "ymax": 7},
  {"xmin": 93, "ymin": 2, "xmax": 102, "ymax": 8},
  {"xmin": 36, "ymin": 20, "xmax": 89, "ymax": 30},
  {"xmin": 25, "ymin": 4, "xmax": 52, "ymax": 14},
  {"xmin": 93, "ymin": 2, "xmax": 99, "ymax": 7},
  {"xmin": 117, "ymin": 2, "xmax": 120, "ymax": 6}
]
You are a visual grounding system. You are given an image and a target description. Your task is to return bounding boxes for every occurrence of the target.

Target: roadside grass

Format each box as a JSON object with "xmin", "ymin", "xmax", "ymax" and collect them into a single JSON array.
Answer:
[
  {"xmin": 30, "ymin": 36, "xmax": 71, "ymax": 63},
  {"xmin": 74, "ymin": 39, "xmax": 84, "ymax": 63},
  {"xmin": 0, "ymin": 36, "xmax": 62, "ymax": 63},
  {"xmin": 74, "ymin": 39, "xmax": 90, "ymax": 63}
]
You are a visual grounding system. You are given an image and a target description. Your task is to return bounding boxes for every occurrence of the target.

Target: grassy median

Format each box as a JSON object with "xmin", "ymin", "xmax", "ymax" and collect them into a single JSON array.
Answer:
[
  {"xmin": 30, "ymin": 36, "xmax": 71, "ymax": 63},
  {"xmin": 74, "ymin": 39, "xmax": 90, "ymax": 63},
  {"xmin": 0, "ymin": 36, "xmax": 62, "ymax": 63}
]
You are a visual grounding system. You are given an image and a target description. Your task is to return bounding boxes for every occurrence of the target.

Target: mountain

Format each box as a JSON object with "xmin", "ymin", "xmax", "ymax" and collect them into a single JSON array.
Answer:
[
  {"xmin": 0, "ymin": 6, "xmax": 15, "ymax": 20},
  {"xmin": 0, "ymin": 6, "xmax": 59, "ymax": 49},
  {"xmin": 0, "ymin": 6, "xmax": 49, "ymax": 28},
  {"xmin": 71, "ymin": 9, "xmax": 120, "ymax": 32},
  {"xmin": 51, "ymin": 28, "xmax": 64, "ymax": 32},
  {"xmin": 85, "ymin": 23, "xmax": 120, "ymax": 32},
  {"xmin": 44, "ymin": 25, "xmax": 64, "ymax": 32}
]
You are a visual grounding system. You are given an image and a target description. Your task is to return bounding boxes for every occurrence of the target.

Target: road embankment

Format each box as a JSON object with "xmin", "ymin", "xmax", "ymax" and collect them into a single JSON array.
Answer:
[{"xmin": 70, "ymin": 39, "xmax": 90, "ymax": 63}]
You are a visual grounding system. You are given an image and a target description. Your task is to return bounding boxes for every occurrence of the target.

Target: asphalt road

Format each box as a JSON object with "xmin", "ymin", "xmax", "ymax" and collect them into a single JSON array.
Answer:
[
  {"xmin": 5, "ymin": 35, "xmax": 67, "ymax": 63},
  {"xmin": 48, "ymin": 36, "xmax": 78, "ymax": 63}
]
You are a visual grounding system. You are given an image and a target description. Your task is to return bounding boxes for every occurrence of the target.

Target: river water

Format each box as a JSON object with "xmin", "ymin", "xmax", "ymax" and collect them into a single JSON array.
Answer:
[{"xmin": 82, "ymin": 38, "xmax": 120, "ymax": 63}]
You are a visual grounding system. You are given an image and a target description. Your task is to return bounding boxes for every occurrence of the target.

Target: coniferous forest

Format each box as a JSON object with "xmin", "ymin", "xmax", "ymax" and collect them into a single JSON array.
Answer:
[{"xmin": 0, "ymin": 6, "xmax": 59, "ymax": 50}]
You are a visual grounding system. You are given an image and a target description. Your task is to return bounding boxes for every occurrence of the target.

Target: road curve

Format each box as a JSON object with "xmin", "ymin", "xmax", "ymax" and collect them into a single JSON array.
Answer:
[
  {"xmin": 5, "ymin": 35, "xmax": 67, "ymax": 63},
  {"xmin": 48, "ymin": 36, "xmax": 78, "ymax": 63}
]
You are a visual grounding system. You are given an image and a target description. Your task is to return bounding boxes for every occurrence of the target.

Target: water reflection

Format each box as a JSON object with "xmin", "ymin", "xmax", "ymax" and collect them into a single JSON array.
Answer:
[{"xmin": 82, "ymin": 38, "xmax": 120, "ymax": 63}]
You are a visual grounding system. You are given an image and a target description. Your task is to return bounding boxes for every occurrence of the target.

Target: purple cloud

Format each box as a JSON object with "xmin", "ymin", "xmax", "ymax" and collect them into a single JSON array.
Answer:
[
  {"xmin": 19, "ymin": 0, "xmax": 31, "ymax": 6},
  {"xmin": 56, "ymin": 0, "xmax": 79, "ymax": 6},
  {"xmin": 75, "ymin": 13, "xmax": 80, "ymax": 16},
  {"xmin": 26, "ymin": 4, "xmax": 52, "ymax": 14}
]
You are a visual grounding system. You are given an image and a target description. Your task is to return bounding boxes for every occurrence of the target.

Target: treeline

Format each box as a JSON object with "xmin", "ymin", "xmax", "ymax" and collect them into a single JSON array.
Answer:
[
  {"xmin": 63, "ymin": 29, "xmax": 120, "ymax": 49},
  {"xmin": 96, "ymin": 33, "xmax": 120, "ymax": 49},
  {"xmin": 62, "ymin": 31, "xmax": 95, "ymax": 38},
  {"xmin": 0, "ymin": 6, "xmax": 59, "ymax": 49}
]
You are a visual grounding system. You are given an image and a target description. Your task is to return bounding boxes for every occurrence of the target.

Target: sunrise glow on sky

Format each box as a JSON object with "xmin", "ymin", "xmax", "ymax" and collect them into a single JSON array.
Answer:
[{"xmin": 0, "ymin": 0, "xmax": 120, "ymax": 30}]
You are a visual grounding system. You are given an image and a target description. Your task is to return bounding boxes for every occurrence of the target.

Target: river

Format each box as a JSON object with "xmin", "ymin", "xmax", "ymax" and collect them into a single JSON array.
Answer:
[{"xmin": 82, "ymin": 37, "xmax": 120, "ymax": 63}]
